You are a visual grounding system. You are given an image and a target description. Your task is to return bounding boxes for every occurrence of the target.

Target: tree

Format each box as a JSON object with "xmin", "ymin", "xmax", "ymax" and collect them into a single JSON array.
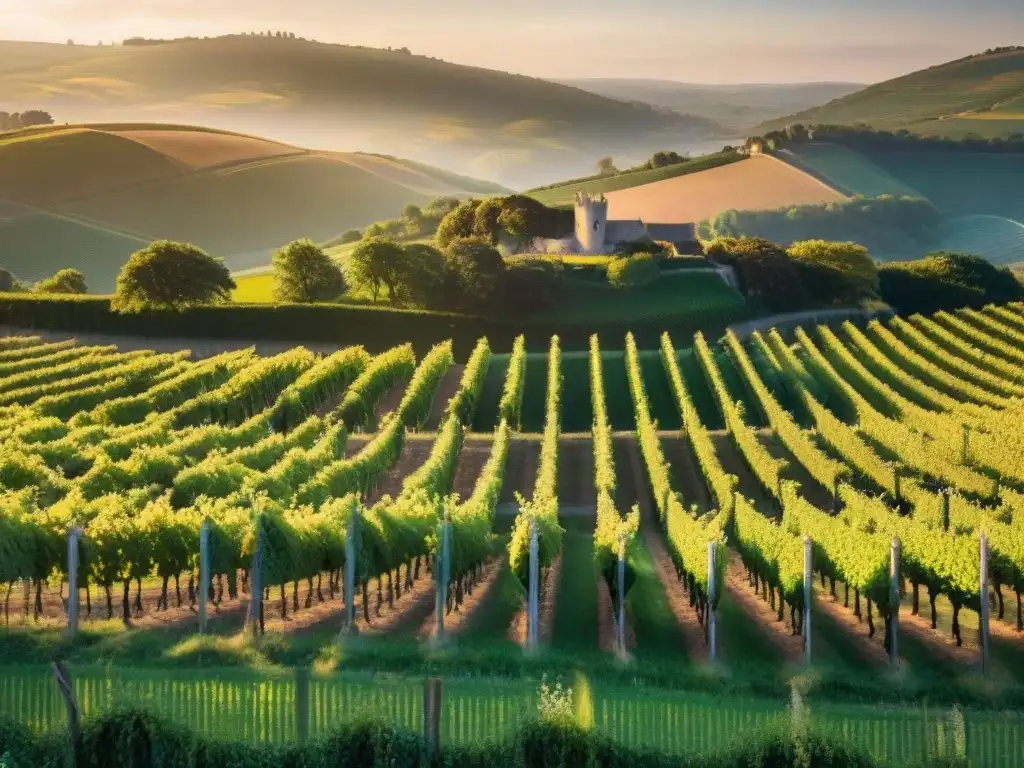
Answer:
[
  {"xmin": 498, "ymin": 259, "xmax": 564, "ymax": 315},
  {"xmin": 786, "ymin": 240, "xmax": 879, "ymax": 304},
  {"xmin": 111, "ymin": 241, "xmax": 235, "ymax": 313},
  {"xmin": 648, "ymin": 150, "xmax": 687, "ymax": 168},
  {"xmin": 472, "ymin": 198, "xmax": 504, "ymax": 242},
  {"xmin": 607, "ymin": 253, "xmax": 660, "ymax": 288},
  {"xmin": 705, "ymin": 236, "xmax": 807, "ymax": 311},
  {"xmin": 394, "ymin": 243, "xmax": 447, "ymax": 308},
  {"xmin": 425, "ymin": 196, "xmax": 459, "ymax": 216},
  {"xmin": 596, "ymin": 156, "xmax": 617, "ymax": 174},
  {"xmin": 33, "ymin": 268, "xmax": 87, "ymax": 294},
  {"xmin": 497, "ymin": 208, "xmax": 528, "ymax": 247},
  {"xmin": 879, "ymin": 251, "xmax": 1024, "ymax": 314},
  {"xmin": 443, "ymin": 236, "xmax": 506, "ymax": 311},
  {"xmin": 401, "ymin": 203, "xmax": 422, "ymax": 221},
  {"xmin": 436, "ymin": 199, "xmax": 479, "ymax": 249},
  {"xmin": 19, "ymin": 111, "xmax": 54, "ymax": 128},
  {"xmin": 340, "ymin": 229, "xmax": 362, "ymax": 244},
  {"xmin": 272, "ymin": 239, "xmax": 347, "ymax": 303},
  {"xmin": 348, "ymin": 236, "xmax": 405, "ymax": 303}
]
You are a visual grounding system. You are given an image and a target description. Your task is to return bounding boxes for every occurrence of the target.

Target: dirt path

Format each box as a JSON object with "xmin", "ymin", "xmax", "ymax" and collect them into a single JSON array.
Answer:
[
  {"xmin": 660, "ymin": 434, "xmax": 713, "ymax": 513},
  {"xmin": 616, "ymin": 435, "xmax": 708, "ymax": 662},
  {"xmin": 368, "ymin": 380, "xmax": 412, "ymax": 432},
  {"xmin": 498, "ymin": 438, "xmax": 540, "ymax": 506},
  {"xmin": 723, "ymin": 552, "xmax": 804, "ymax": 663},
  {"xmin": 758, "ymin": 430, "xmax": 835, "ymax": 511},
  {"xmin": 364, "ymin": 436, "xmax": 435, "ymax": 505},
  {"xmin": 450, "ymin": 436, "xmax": 493, "ymax": 501},
  {"xmin": 557, "ymin": 435, "xmax": 596, "ymax": 509},
  {"xmin": 423, "ymin": 365, "xmax": 465, "ymax": 431}
]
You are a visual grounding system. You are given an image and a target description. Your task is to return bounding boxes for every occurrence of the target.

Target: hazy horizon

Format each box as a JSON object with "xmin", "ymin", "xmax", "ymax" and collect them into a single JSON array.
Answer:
[{"xmin": 7, "ymin": 0, "xmax": 1024, "ymax": 84}]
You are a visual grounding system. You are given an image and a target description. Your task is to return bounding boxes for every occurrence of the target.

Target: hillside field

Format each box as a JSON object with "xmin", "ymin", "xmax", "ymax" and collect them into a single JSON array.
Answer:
[
  {"xmin": 0, "ymin": 124, "xmax": 505, "ymax": 290},
  {"xmin": 2, "ymin": 302, "xmax": 1024, "ymax": 765},
  {"xmin": 755, "ymin": 48, "xmax": 1024, "ymax": 137},
  {"xmin": 939, "ymin": 216, "xmax": 1024, "ymax": 267},
  {"xmin": 603, "ymin": 154, "xmax": 844, "ymax": 225},
  {"xmin": 776, "ymin": 144, "xmax": 922, "ymax": 199}
]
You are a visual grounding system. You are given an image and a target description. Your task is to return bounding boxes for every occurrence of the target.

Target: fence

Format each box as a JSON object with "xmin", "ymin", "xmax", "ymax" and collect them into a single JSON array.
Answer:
[{"xmin": 2, "ymin": 665, "xmax": 1021, "ymax": 766}]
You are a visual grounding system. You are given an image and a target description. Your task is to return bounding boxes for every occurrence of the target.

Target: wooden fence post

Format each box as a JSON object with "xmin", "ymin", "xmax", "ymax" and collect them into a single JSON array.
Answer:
[
  {"xmin": 434, "ymin": 511, "xmax": 451, "ymax": 645},
  {"xmin": 52, "ymin": 661, "xmax": 79, "ymax": 768},
  {"xmin": 66, "ymin": 528, "xmax": 83, "ymax": 638},
  {"xmin": 248, "ymin": 525, "xmax": 264, "ymax": 637},
  {"xmin": 707, "ymin": 540, "xmax": 717, "ymax": 663},
  {"xmin": 803, "ymin": 536, "xmax": 812, "ymax": 665},
  {"xmin": 423, "ymin": 677, "xmax": 443, "ymax": 761},
  {"xmin": 198, "ymin": 518, "xmax": 211, "ymax": 635},
  {"xmin": 527, "ymin": 519, "xmax": 539, "ymax": 652},
  {"xmin": 295, "ymin": 668, "xmax": 310, "ymax": 744},
  {"xmin": 980, "ymin": 534, "xmax": 990, "ymax": 675},
  {"xmin": 616, "ymin": 533, "xmax": 626, "ymax": 656},
  {"xmin": 342, "ymin": 507, "xmax": 359, "ymax": 636},
  {"xmin": 890, "ymin": 537, "xmax": 901, "ymax": 665}
]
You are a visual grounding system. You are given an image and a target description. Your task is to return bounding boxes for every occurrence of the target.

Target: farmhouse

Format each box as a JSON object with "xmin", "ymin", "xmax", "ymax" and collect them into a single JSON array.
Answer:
[{"xmin": 533, "ymin": 192, "xmax": 695, "ymax": 255}]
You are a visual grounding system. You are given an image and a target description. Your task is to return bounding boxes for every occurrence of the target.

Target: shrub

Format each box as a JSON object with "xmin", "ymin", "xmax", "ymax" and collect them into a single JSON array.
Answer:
[
  {"xmin": 348, "ymin": 236, "xmax": 406, "ymax": 304},
  {"xmin": 499, "ymin": 259, "xmax": 565, "ymax": 315},
  {"xmin": 340, "ymin": 229, "xmax": 363, "ymax": 244},
  {"xmin": 786, "ymin": 240, "xmax": 879, "ymax": 305},
  {"xmin": 607, "ymin": 253, "xmax": 660, "ymax": 288},
  {"xmin": 706, "ymin": 237, "xmax": 808, "ymax": 311},
  {"xmin": 33, "ymin": 268, "xmax": 88, "ymax": 294},
  {"xmin": 111, "ymin": 241, "xmax": 235, "ymax": 313},
  {"xmin": 272, "ymin": 239, "xmax": 347, "ymax": 303},
  {"xmin": 436, "ymin": 199, "xmax": 480, "ymax": 249},
  {"xmin": 444, "ymin": 236, "xmax": 506, "ymax": 310},
  {"xmin": 880, "ymin": 251, "xmax": 1024, "ymax": 314}
]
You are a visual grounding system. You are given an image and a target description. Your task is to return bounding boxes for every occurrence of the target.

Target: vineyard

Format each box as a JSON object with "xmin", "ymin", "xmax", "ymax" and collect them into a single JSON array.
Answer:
[{"xmin": 4, "ymin": 302, "xmax": 1024, "ymax": 735}]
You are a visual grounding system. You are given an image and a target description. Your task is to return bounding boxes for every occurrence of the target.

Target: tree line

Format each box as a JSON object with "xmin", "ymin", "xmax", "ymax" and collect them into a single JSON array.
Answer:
[
  {"xmin": 746, "ymin": 123, "xmax": 1024, "ymax": 154},
  {"xmin": 0, "ymin": 111, "xmax": 55, "ymax": 132}
]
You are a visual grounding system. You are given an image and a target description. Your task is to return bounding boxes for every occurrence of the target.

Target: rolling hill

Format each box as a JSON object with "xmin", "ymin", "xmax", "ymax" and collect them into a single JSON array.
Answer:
[
  {"xmin": 557, "ymin": 79, "xmax": 864, "ymax": 132},
  {"xmin": 755, "ymin": 48, "xmax": 1024, "ymax": 138},
  {"xmin": 776, "ymin": 143, "xmax": 923, "ymax": 198},
  {"xmin": 0, "ymin": 36, "xmax": 718, "ymax": 188},
  {"xmin": 0, "ymin": 123, "xmax": 508, "ymax": 291}
]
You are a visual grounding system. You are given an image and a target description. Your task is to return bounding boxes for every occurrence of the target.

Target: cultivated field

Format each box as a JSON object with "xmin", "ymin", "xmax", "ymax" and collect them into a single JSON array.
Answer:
[
  {"xmin": 2, "ymin": 302, "xmax": 1024, "ymax": 708},
  {"xmin": 603, "ymin": 155, "xmax": 845, "ymax": 225},
  {"xmin": 940, "ymin": 215, "xmax": 1024, "ymax": 267},
  {"xmin": 778, "ymin": 143, "xmax": 922, "ymax": 198}
]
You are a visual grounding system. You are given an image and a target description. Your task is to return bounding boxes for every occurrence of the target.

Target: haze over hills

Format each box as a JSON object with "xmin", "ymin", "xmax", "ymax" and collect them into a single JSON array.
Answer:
[
  {"xmin": 555, "ymin": 80, "xmax": 865, "ymax": 133},
  {"xmin": 754, "ymin": 47, "xmax": 1024, "ymax": 138},
  {"xmin": 0, "ymin": 35, "xmax": 722, "ymax": 188},
  {"xmin": 0, "ymin": 123, "xmax": 508, "ymax": 290}
]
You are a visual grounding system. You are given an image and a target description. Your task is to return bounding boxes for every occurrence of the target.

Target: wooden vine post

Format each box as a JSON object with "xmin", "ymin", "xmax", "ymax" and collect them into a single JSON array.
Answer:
[
  {"xmin": 434, "ymin": 509, "xmax": 451, "ymax": 646},
  {"xmin": 616, "ymin": 532, "xmax": 626, "ymax": 656},
  {"xmin": 342, "ymin": 506, "xmax": 359, "ymax": 636},
  {"xmin": 707, "ymin": 540, "xmax": 717, "ymax": 663},
  {"xmin": 889, "ymin": 537, "xmax": 901, "ymax": 665},
  {"xmin": 198, "ymin": 518, "xmax": 211, "ymax": 635},
  {"xmin": 803, "ymin": 536, "xmax": 812, "ymax": 665},
  {"xmin": 980, "ymin": 533, "xmax": 990, "ymax": 675},
  {"xmin": 423, "ymin": 677, "xmax": 443, "ymax": 760},
  {"xmin": 52, "ymin": 661, "xmax": 79, "ymax": 768},
  {"xmin": 527, "ymin": 518, "xmax": 540, "ymax": 652},
  {"xmin": 66, "ymin": 528, "xmax": 83, "ymax": 638},
  {"xmin": 247, "ymin": 525, "xmax": 264, "ymax": 637}
]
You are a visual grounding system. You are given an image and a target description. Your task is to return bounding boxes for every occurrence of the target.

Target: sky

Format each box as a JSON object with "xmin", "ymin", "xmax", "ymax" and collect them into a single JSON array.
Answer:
[{"xmin": 4, "ymin": 0, "xmax": 1024, "ymax": 83}]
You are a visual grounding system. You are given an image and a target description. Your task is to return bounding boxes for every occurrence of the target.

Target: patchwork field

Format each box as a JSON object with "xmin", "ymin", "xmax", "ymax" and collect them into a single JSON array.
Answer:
[
  {"xmin": 603, "ymin": 154, "xmax": 845, "ymax": 224},
  {"xmin": 777, "ymin": 143, "xmax": 922, "ymax": 198}
]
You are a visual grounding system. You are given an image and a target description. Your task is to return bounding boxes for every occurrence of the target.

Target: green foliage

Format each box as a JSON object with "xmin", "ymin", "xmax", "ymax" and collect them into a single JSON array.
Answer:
[
  {"xmin": 340, "ymin": 228, "xmax": 362, "ymax": 244},
  {"xmin": 606, "ymin": 253, "xmax": 660, "ymax": 288},
  {"xmin": 699, "ymin": 196, "xmax": 942, "ymax": 258},
  {"xmin": 443, "ymin": 236, "xmax": 506, "ymax": 311},
  {"xmin": 648, "ymin": 150, "xmax": 688, "ymax": 168},
  {"xmin": 348, "ymin": 236, "xmax": 406, "ymax": 304},
  {"xmin": 268, "ymin": 345, "xmax": 371, "ymax": 432},
  {"xmin": 335, "ymin": 344, "xmax": 416, "ymax": 430},
  {"xmin": 496, "ymin": 336, "xmax": 527, "ymax": 430},
  {"xmin": 272, "ymin": 239, "xmax": 347, "ymax": 303},
  {"xmin": 879, "ymin": 252, "xmax": 1024, "ymax": 315},
  {"xmin": 705, "ymin": 237, "xmax": 808, "ymax": 312},
  {"xmin": 33, "ymin": 267, "xmax": 87, "ymax": 294},
  {"xmin": 786, "ymin": 240, "xmax": 879, "ymax": 304},
  {"xmin": 112, "ymin": 241, "xmax": 236, "ymax": 313}
]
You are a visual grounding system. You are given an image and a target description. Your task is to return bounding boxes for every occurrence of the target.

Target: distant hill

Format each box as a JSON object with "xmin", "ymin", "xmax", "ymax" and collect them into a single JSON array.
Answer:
[
  {"xmin": 556, "ymin": 79, "xmax": 864, "ymax": 132},
  {"xmin": 0, "ymin": 123, "xmax": 508, "ymax": 291},
  {"xmin": 0, "ymin": 36, "xmax": 719, "ymax": 188},
  {"xmin": 754, "ymin": 48, "xmax": 1024, "ymax": 138}
]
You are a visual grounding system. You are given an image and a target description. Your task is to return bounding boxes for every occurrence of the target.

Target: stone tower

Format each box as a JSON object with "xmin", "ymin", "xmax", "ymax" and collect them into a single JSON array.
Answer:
[{"xmin": 574, "ymin": 192, "xmax": 608, "ymax": 254}]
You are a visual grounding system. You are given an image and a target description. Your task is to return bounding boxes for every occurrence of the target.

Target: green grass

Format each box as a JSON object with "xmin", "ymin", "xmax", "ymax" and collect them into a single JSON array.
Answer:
[
  {"xmin": 560, "ymin": 351, "xmax": 594, "ymax": 432},
  {"xmin": 470, "ymin": 354, "xmax": 510, "ymax": 433},
  {"xmin": 520, "ymin": 352, "xmax": 549, "ymax": 433},
  {"xmin": 626, "ymin": 539, "xmax": 690, "ymax": 662},
  {"xmin": 550, "ymin": 517, "xmax": 600, "ymax": 653},
  {"xmin": 600, "ymin": 351, "xmax": 637, "ymax": 431},
  {"xmin": 676, "ymin": 349, "xmax": 724, "ymax": 430},
  {"xmin": 780, "ymin": 143, "xmax": 922, "ymax": 198},
  {"xmin": 637, "ymin": 351, "xmax": 682, "ymax": 431},
  {"xmin": 527, "ymin": 151, "xmax": 742, "ymax": 208}
]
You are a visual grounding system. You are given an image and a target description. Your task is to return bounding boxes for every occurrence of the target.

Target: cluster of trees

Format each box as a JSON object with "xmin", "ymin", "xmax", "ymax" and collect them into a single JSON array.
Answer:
[
  {"xmin": 879, "ymin": 252, "xmax": 1024, "ymax": 315},
  {"xmin": 329, "ymin": 196, "xmax": 461, "ymax": 247},
  {"xmin": 435, "ymin": 195, "xmax": 572, "ymax": 250},
  {"xmin": 705, "ymin": 235, "xmax": 1023, "ymax": 315},
  {"xmin": 698, "ymin": 196, "xmax": 943, "ymax": 258},
  {"xmin": 0, "ymin": 111, "xmax": 54, "ymax": 132},
  {"xmin": 0, "ymin": 268, "xmax": 87, "ymax": 295},
  {"xmin": 592, "ymin": 150, "xmax": 692, "ymax": 177},
  {"xmin": 747, "ymin": 123, "xmax": 1024, "ymax": 154},
  {"xmin": 705, "ymin": 237, "xmax": 880, "ymax": 312}
]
